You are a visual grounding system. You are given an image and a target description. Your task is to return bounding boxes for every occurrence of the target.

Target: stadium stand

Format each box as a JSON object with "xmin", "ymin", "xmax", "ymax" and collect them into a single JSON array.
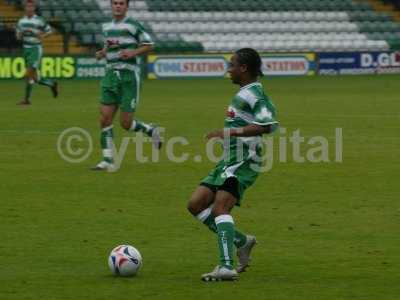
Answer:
[
  {"xmin": 0, "ymin": 0, "xmax": 22, "ymax": 52},
  {"xmin": 36, "ymin": 0, "xmax": 202, "ymax": 53},
  {"xmin": 1, "ymin": 0, "xmax": 400, "ymax": 53},
  {"xmin": 383, "ymin": 0, "xmax": 400, "ymax": 10},
  {"xmin": 0, "ymin": 0, "xmax": 88, "ymax": 53},
  {"xmin": 96, "ymin": 0, "xmax": 400, "ymax": 52}
]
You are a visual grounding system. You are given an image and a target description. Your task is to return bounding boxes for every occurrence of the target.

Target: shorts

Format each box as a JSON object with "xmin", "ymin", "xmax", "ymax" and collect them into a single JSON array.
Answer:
[
  {"xmin": 201, "ymin": 178, "xmax": 241, "ymax": 202},
  {"xmin": 200, "ymin": 159, "xmax": 260, "ymax": 205},
  {"xmin": 23, "ymin": 45, "xmax": 42, "ymax": 69},
  {"xmin": 100, "ymin": 68, "xmax": 141, "ymax": 113}
]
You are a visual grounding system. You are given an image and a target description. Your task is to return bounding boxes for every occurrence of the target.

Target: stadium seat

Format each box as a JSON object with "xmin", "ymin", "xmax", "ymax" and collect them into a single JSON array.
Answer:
[{"xmin": 77, "ymin": 0, "xmax": 400, "ymax": 52}]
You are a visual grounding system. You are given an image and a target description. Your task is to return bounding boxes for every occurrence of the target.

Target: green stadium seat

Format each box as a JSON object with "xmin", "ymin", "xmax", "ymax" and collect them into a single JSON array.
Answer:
[
  {"xmin": 66, "ymin": 10, "xmax": 79, "ymax": 21},
  {"xmin": 94, "ymin": 34, "xmax": 103, "ymax": 46},
  {"xmin": 81, "ymin": 33, "xmax": 94, "ymax": 45},
  {"xmin": 79, "ymin": 10, "xmax": 92, "ymax": 21},
  {"xmin": 91, "ymin": 11, "xmax": 104, "ymax": 22},
  {"xmin": 41, "ymin": 10, "xmax": 52, "ymax": 19},
  {"xmin": 85, "ymin": 22, "xmax": 97, "ymax": 33},
  {"xmin": 74, "ymin": 22, "xmax": 86, "ymax": 33},
  {"xmin": 53, "ymin": 10, "xmax": 65, "ymax": 20},
  {"xmin": 61, "ymin": 22, "xmax": 72, "ymax": 33},
  {"xmin": 388, "ymin": 39, "xmax": 400, "ymax": 50}
]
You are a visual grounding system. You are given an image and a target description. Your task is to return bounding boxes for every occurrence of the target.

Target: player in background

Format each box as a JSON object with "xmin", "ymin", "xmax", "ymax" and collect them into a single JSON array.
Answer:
[
  {"xmin": 187, "ymin": 48, "xmax": 279, "ymax": 281},
  {"xmin": 93, "ymin": 0, "xmax": 161, "ymax": 171},
  {"xmin": 16, "ymin": 0, "xmax": 58, "ymax": 105}
]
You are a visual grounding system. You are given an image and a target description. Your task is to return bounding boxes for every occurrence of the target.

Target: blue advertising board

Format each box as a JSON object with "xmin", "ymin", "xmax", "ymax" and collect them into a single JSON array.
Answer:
[
  {"xmin": 318, "ymin": 52, "xmax": 400, "ymax": 75},
  {"xmin": 148, "ymin": 53, "xmax": 317, "ymax": 79}
]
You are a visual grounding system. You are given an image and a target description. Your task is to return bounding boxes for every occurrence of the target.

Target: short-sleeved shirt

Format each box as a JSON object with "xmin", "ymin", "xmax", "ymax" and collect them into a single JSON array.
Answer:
[
  {"xmin": 200, "ymin": 82, "xmax": 279, "ymax": 201},
  {"xmin": 224, "ymin": 82, "xmax": 279, "ymax": 163},
  {"xmin": 16, "ymin": 15, "xmax": 51, "ymax": 47},
  {"xmin": 102, "ymin": 16, "xmax": 153, "ymax": 71}
]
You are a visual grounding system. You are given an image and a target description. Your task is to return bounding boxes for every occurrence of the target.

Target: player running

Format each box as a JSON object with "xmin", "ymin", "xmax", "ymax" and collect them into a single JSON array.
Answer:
[
  {"xmin": 187, "ymin": 48, "xmax": 279, "ymax": 281},
  {"xmin": 93, "ymin": 0, "xmax": 161, "ymax": 171},
  {"xmin": 16, "ymin": 0, "xmax": 58, "ymax": 105}
]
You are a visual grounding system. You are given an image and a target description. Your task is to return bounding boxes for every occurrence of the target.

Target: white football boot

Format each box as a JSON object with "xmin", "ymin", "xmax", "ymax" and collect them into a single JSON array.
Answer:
[
  {"xmin": 151, "ymin": 126, "xmax": 163, "ymax": 149},
  {"xmin": 201, "ymin": 265, "xmax": 239, "ymax": 282},
  {"xmin": 91, "ymin": 160, "xmax": 115, "ymax": 171},
  {"xmin": 236, "ymin": 235, "xmax": 257, "ymax": 273}
]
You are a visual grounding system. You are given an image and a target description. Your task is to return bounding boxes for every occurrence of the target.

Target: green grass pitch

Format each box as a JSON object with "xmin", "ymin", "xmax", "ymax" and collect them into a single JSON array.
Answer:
[{"xmin": 0, "ymin": 75, "xmax": 399, "ymax": 300}]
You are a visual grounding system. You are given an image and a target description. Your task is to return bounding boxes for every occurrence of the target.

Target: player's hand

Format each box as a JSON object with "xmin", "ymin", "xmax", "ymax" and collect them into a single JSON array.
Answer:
[
  {"xmin": 36, "ymin": 33, "xmax": 44, "ymax": 41},
  {"xmin": 23, "ymin": 29, "xmax": 33, "ymax": 36},
  {"xmin": 95, "ymin": 49, "xmax": 106, "ymax": 60},
  {"xmin": 205, "ymin": 130, "xmax": 224, "ymax": 140},
  {"xmin": 119, "ymin": 50, "xmax": 136, "ymax": 60}
]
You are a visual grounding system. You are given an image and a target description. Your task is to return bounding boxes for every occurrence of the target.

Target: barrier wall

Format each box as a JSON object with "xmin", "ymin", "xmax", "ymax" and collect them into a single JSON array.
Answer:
[
  {"xmin": 0, "ymin": 56, "xmax": 106, "ymax": 79},
  {"xmin": 147, "ymin": 53, "xmax": 316, "ymax": 78},
  {"xmin": 318, "ymin": 52, "xmax": 400, "ymax": 75},
  {"xmin": 1, "ymin": 52, "xmax": 399, "ymax": 79}
]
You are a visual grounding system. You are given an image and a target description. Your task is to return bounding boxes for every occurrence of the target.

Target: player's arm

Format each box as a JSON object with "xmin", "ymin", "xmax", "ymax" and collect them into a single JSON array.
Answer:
[
  {"xmin": 206, "ymin": 124, "xmax": 273, "ymax": 140},
  {"xmin": 36, "ymin": 22, "xmax": 52, "ymax": 40},
  {"xmin": 119, "ymin": 44, "xmax": 153, "ymax": 60},
  {"xmin": 16, "ymin": 30, "xmax": 22, "ymax": 40},
  {"xmin": 96, "ymin": 47, "xmax": 107, "ymax": 59},
  {"xmin": 206, "ymin": 99, "xmax": 278, "ymax": 139},
  {"xmin": 95, "ymin": 24, "xmax": 107, "ymax": 60},
  {"xmin": 37, "ymin": 31, "xmax": 51, "ymax": 39},
  {"xmin": 120, "ymin": 22, "xmax": 154, "ymax": 60},
  {"xmin": 15, "ymin": 22, "xmax": 22, "ymax": 40}
]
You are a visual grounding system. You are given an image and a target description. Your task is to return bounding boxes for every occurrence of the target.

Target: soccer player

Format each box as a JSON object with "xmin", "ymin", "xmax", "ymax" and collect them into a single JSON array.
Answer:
[
  {"xmin": 93, "ymin": 0, "xmax": 161, "ymax": 171},
  {"xmin": 15, "ymin": 0, "xmax": 58, "ymax": 105},
  {"xmin": 187, "ymin": 48, "xmax": 279, "ymax": 281}
]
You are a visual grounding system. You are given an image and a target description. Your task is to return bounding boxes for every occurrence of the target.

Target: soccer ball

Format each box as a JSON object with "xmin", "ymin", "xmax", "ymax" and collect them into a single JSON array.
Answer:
[{"xmin": 108, "ymin": 245, "xmax": 142, "ymax": 277}]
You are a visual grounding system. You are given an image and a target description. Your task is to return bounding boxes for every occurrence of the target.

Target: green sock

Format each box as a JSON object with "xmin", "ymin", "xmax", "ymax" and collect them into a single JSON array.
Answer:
[
  {"xmin": 197, "ymin": 207, "xmax": 247, "ymax": 248},
  {"xmin": 215, "ymin": 214, "xmax": 235, "ymax": 269},
  {"xmin": 37, "ymin": 78, "xmax": 54, "ymax": 88},
  {"xmin": 24, "ymin": 82, "xmax": 33, "ymax": 101},
  {"xmin": 101, "ymin": 125, "xmax": 114, "ymax": 163},
  {"xmin": 130, "ymin": 120, "xmax": 154, "ymax": 136}
]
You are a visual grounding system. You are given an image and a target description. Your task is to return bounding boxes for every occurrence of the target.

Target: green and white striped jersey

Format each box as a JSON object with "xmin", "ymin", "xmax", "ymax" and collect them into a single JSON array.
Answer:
[
  {"xmin": 224, "ymin": 82, "xmax": 279, "ymax": 162},
  {"xmin": 226, "ymin": 82, "xmax": 278, "ymax": 129},
  {"xmin": 16, "ymin": 14, "xmax": 51, "ymax": 47},
  {"xmin": 102, "ymin": 16, "xmax": 153, "ymax": 71}
]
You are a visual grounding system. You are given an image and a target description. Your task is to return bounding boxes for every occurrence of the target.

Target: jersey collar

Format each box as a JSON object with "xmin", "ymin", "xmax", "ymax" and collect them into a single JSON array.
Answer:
[
  {"xmin": 240, "ymin": 82, "xmax": 262, "ymax": 90},
  {"xmin": 113, "ymin": 15, "xmax": 128, "ymax": 24}
]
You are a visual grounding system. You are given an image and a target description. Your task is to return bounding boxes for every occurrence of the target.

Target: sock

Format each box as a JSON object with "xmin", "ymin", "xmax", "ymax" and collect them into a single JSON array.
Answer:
[
  {"xmin": 130, "ymin": 120, "xmax": 154, "ymax": 136},
  {"xmin": 37, "ymin": 78, "xmax": 55, "ymax": 88},
  {"xmin": 215, "ymin": 214, "xmax": 235, "ymax": 269},
  {"xmin": 101, "ymin": 125, "xmax": 114, "ymax": 163},
  {"xmin": 196, "ymin": 207, "xmax": 247, "ymax": 248},
  {"xmin": 24, "ymin": 82, "xmax": 34, "ymax": 101}
]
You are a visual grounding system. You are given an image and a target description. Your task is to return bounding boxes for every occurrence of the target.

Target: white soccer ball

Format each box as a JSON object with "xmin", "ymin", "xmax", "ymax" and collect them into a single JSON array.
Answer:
[{"xmin": 108, "ymin": 245, "xmax": 142, "ymax": 277}]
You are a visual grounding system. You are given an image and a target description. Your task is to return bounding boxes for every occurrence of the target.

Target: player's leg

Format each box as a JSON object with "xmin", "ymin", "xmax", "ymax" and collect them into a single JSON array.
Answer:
[
  {"xmin": 220, "ymin": 166, "xmax": 258, "ymax": 273},
  {"xmin": 119, "ymin": 69, "xmax": 162, "ymax": 149},
  {"xmin": 201, "ymin": 181, "xmax": 239, "ymax": 281},
  {"xmin": 92, "ymin": 69, "xmax": 120, "ymax": 170},
  {"xmin": 37, "ymin": 75, "xmax": 58, "ymax": 98},
  {"xmin": 119, "ymin": 111, "xmax": 150, "ymax": 135},
  {"xmin": 187, "ymin": 184, "xmax": 217, "ymax": 231},
  {"xmin": 18, "ymin": 67, "xmax": 35, "ymax": 105},
  {"xmin": 18, "ymin": 47, "xmax": 35, "ymax": 105},
  {"xmin": 102, "ymin": 104, "xmax": 117, "ymax": 159},
  {"xmin": 201, "ymin": 176, "xmax": 258, "ymax": 281},
  {"xmin": 92, "ymin": 104, "xmax": 118, "ymax": 170},
  {"xmin": 187, "ymin": 183, "xmax": 248, "ymax": 247},
  {"xmin": 34, "ymin": 46, "xmax": 58, "ymax": 98},
  {"xmin": 213, "ymin": 180, "xmax": 239, "ymax": 270}
]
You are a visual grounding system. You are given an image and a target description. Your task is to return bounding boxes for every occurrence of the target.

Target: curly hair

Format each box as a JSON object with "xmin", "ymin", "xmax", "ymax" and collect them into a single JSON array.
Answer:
[{"xmin": 235, "ymin": 48, "xmax": 264, "ymax": 78}]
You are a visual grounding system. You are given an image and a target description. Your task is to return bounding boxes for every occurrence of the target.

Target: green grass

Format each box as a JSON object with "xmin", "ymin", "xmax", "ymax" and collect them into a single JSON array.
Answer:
[{"xmin": 0, "ymin": 75, "xmax": 399, "ymax": 300}]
